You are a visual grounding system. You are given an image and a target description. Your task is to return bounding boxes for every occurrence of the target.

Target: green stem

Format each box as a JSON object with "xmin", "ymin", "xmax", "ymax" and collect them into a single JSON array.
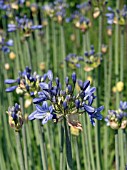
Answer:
[
  {"xmin": 38, "ymin": 122, "xmax": 48, "ymax": 170},
  {"xmin": 45, "ymin": 124, "xmax": 56, "ymax": 170},
  {"xmin": 115, "ymin": 0, "xmax": 120, "ymax": 107},
  {"xmin": 74, "ymin": 137, "xmax": 81, "ymax": 170},
  {"xmin": 119, "ymin": 130, "xmax": 124, "ymax": 170},
  {"xmin": 60, "ymin": 25, "xmax": 66, "ymax": 82},
  {"xmin": 52, "ymin": 20, "xmax": 57, "ymax": 75},
  {"xmin": 20, "ymin": 97, "xmax": 28, "ymax": 170},
  {"xmin": 82, "ymin": 114, "xmax": 91, "ymax": 170},
  {"xmin": 16, "ymin": 132, "xmax": 25, "ymax": 170},
  {"xmin": 64, "ymin": 118, "xmax": 73, "ymax": 170},
  {"xmin": 115, "ymin": 130, "xmax": 119, "ymax": 170},
  {"xmin": 59, "ymin": 122, "xmax": 65, "ymax": 170}
]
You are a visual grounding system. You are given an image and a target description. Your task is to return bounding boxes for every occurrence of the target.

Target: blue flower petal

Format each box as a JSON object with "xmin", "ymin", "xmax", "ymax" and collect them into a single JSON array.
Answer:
[
  {"xmin": 33, "ymin": 98, "xmax": 44, "ymax": 104},
  {"xmin": 34, "ymin": 113, "xmax": 46, "ymax": 119},
  {"xmin": 47, "ymin": 70, "xmax": 53, "ymax": 81},
  {"xmin": 5, "ymin": 79, "xmax": 17, "ymax": 84},
  {"xmin": 28, "ymin": 110, "xmax": 37, "ymax": 120},
  {"xmin": 84, "ymin": 104, "xmax": 95, "ymax": 113},
  {"xmin": 42, "ymin": 114, "xmax": 53, "ymax": 124},
  {"xmin": 36, "ymin": 104, "xmax": 43, "ymax": 113},
  {"xmin": 40, "ymin": 82, "xmax": 49, "ymax": 89},
  {"xmin": 83, "ymin": 80, "xmax": 90, "ymax": 90},
  {"xmin": 5, "ymin": 86, "xmax": 17, "ymax": 92}
]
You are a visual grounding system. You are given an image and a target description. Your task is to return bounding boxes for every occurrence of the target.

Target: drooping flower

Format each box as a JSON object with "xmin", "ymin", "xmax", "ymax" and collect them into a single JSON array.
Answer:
[{"xmin": 6, "ymin": 103, "xmax": 24, "ymax": 131}]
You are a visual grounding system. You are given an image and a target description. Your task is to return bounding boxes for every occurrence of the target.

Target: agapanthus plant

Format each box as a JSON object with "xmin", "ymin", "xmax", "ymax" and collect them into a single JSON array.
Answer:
[
  {"xmin": 6, "ymin": 103, "xmax": 24, "ymax": 131},
  {"xmin": 28, "ymin": 70, "xmax": 104, "ymax": 129},
  {"xmin": 8, "ymin": 15, "xmax": 42, "ymax": 37},
  {"xmin": 66, "ymin": 11, "xmax": 91, "ymax": 33},
  {"xmin": 5, "ymin": 66, "xmax": 48, "ymax": 96},
  {"xmin": 105, "ymin": 101, "xmax": 127, "ymax": 130},
  {"xmin": 84, "ymin": 45, "xmax": 103, "ymax": 72},
  {"xmin": 42, "ymin": 0, "xmax": 68, "ymax": 24},
  {"xmin": 0, "ymin": 32, "xmax": 13, "ymax": 53},
  {"xmin": 65, "ymin": 53, "xmax": 84, "ymax": 69},
  {"xmin": 106, "ymin": 5, "xmax": 127, "ymax": 26}
]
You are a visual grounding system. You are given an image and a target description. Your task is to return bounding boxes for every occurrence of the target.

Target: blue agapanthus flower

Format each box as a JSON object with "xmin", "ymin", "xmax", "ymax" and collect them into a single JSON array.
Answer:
[
  {"xmin": 65, "ymin": 53, "xmax": 84, "ymax": 69},
  {"xmin": 105, "ymin": 101, "xmax": 127, "ymax": 129},
  {"xmin": 0, "ymin": 35, "xmax": 13, "ymax": 53},
  {"xmin": 7, "ymin": 16, "xmax": 42, "ymax": 36},
  {"xmin": 31, "ymin": 70, "xmax": 104, "ymax": 127},
  {"xmin": 28, "ymin": 101, "xmax": 54, "ymax": 124},
  {"xmin": 5, "ymin": 67, "xmax": 51, "ymax": 96}
]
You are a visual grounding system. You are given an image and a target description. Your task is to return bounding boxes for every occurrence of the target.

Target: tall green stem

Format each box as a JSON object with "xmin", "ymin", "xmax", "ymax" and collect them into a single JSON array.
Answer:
[
  {"xmin": 115, "ymin": 130, "xmax": 119, "ymax": 170},
  {"xmin": 16, "ymin": 132, "xmax": 25, "ymax": 170},
  {"xmin": 64, "ymin": 118, "xmax": 73, "ymax": 170},
  {"xmin": 20, "ymin": 97, "xmax": 28, "ymax": 170}
]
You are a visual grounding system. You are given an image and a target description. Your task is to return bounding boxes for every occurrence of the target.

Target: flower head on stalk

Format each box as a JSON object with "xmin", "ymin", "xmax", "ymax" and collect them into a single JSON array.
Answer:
[
  {"xmin": 5, "ymin": 66, "xmax": 50, "ymax": 96},
  {"xmin": 66, "ymin": 11, "xmax": 91, "ymax": 33},
  {"xmin": 29, "ymin": 71, "xmax": 104, "ymax": 130},
  {"xmin": 84, "ymin": 45, "xmax": 103, "ymax": 72},
  {"xmin": 0, "ymin": 31, "xmax": 13, "ymax": 53},
  {"xmin": 105, "ymin": 101, "xmax": 127, "ymax": 130},
  {"xmin": 42, "ymin": 0, "xmax": 68, "ymax": 24},
  {"xmin": 8, "ymin": 15, "xmax": 42, "ymax": 37},
  {"xmin": 65, "ymin": 53, "xmax": 84, "ymax": 69},
  {"xmin": 6, "ymin": 103, "xmax": 24, "ymax": 131},
  {"xmin": 106, "ymin": 5, "xmax": 127, "ymax": 26}
]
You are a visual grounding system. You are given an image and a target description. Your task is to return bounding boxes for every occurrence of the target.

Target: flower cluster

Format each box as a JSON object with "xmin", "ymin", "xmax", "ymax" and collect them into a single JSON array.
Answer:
[
  {"xmin": 65, "ymin": 53, "xmax": 84, "ymax": 69},
  {"xmin": 66, "ymin": 11, "xmax": 91, "ymax": 32},
  {"xmin": 106, "ymin": 5, "xmax": 127, "ymax": 26},
  {"xmin": 28, "ymin": 71, "xmax": 104, "ymax": 128},
  {"xmin": 42, "ymin": 0, "xmax": 68, "ymax": 24},
  {"xmin": 8, "ymin": 15, "xmax": 42, "ymax": 37},
  {"xmin": 0, "ymin": 32, "xmax": 13, "ymax": 53},
  {"xmin": 5, "ymin": 66, "xmax": 45, "ymax": 96},
  {"xmin": 84, "ymin": 45, "xmax": 102, "ymax": 72},
  {"xmin": 6, "ymin": 103, "xmax": 24, "ymax": 131},
  {"xmin": 105, "ymin": 101, "xmax": 127, "ymax": 130}
]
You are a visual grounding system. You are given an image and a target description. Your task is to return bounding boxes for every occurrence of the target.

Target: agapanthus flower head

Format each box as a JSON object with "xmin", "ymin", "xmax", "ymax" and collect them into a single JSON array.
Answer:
[
  {"xmin": 42, "ymin": 3, "xmax": 54, "ymax": 18},
  {"xmin": 7, "ymin": 103, "xmax": 23, "ymax": 131},
  {"xmin": 84, "ymin": 45, "xmax": 103, "ymax": 72},
  {"xmin": 106, "ymin": 5, "xmax": 127, "ymax": 26},
  {"xmin": 0, "ymin": 32, "xmax": 13, "ymax": 53},
  {"xmin": 29, "ymin": 70, "xmax": 104, "ymax": 128},
  {"xmin": 66, "ymin": 11, "xmax": 91, "ymax": 32},
  {"xmin": 76, "ymin": 1, "xmax": 91, "ymax": 14},
  {"xmin": 5, "ymin": 66, "xmax": 49, "ymax": 98},
  {"xmin": 105, "ymin": 101, "xmax": 127, "ymax": 129},
  {"xmin": 0, "ymin": 1, "xmax": 11, "ymax": 10},
  {"xmin": 8, "ymin": 15, "xmax": 42, "ymax": 37},
  {"xmin": 65, "ymin": 53, "xmax": 84, "ymax": 69}
]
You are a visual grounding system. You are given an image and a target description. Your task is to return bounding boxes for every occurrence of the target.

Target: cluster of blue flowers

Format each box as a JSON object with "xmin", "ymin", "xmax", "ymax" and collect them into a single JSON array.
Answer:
[
  {"xmin": 105, "ymin": 101, "xmax": 127, "ymax": 130},
  {"xmin": 27, "ymin": 70, "xmax": 104, "ymax": 127},
  {"xmin": 65, "ymin": 53, "xmax": 84, "ymax": 69},
  {"xmin": 8, "ymin": 15, "xmax": 42, "ymax": 36},
  {"xmin": 7, "ymin": 103, "xmax": 23, "ymax": 131},
  {"xmin": 42, "ymin": 0, "xmax": 68, "ymax": 24},
  {"xmin": 106, "ymin": 5, "xmax": 127, "ymax": 26},
  {"xmin": 4, "ymin": 66, "xmax": 46, "ymax": 96},
  {"xmin": 0, "ymin": 32, "xmax": 13, "ymax": 53},
  {"xmin": 66, "ymin": 10, "xmax": 91, "ymax": 32}
]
